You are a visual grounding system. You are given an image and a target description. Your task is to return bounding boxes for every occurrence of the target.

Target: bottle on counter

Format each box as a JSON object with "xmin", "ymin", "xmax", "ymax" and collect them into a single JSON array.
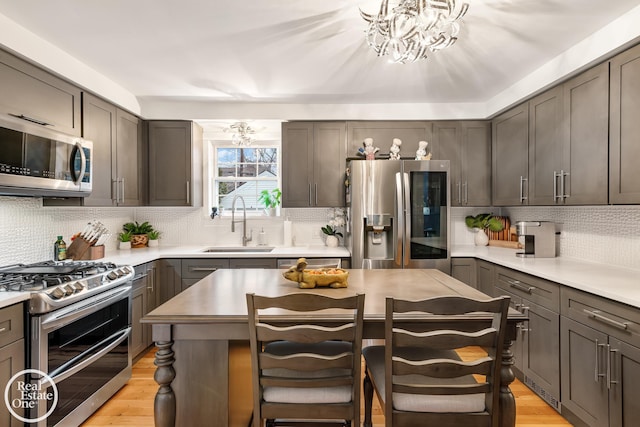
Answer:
[
  {"xmin": 257, "ymin": 228, "xmax": 267, "ymax": 246},
  {"xmin": 283, "ymin": 217, "xmax": 293, "ymax": 247},
  {"xmin": 54, "ymin": 236, "xmax": 67, "ymax": 261}
]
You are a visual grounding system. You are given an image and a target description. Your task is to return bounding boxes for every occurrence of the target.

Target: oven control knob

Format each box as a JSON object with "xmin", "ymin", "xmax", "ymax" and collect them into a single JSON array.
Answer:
[
  {"xmin": 73, "ymin": 281, "xmax": 85, "ymax": 292},
  {"xmin": 49, "ymin": 287, "xmax": 66, "ymax": 300},
  {"xmin": 121, "ymin": 266, "xmax": 132, "ymax": 275},
  {"xmin": 107, "ymin": 271, "xmax": 118, "ymax": 280},
  {"xmin": 64, "ymin": 284, "xmax": 75, "ymax": 295}
]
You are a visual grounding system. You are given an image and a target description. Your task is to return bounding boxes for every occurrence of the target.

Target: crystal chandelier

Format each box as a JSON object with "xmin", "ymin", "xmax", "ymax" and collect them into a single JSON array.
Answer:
[
  {"xmin": 360, "ymin": 0, "xmax": 469, "ymax": 64},
  {"xmin": 229, "ymin": 122, "xmax": 256, "ymax": 146}
]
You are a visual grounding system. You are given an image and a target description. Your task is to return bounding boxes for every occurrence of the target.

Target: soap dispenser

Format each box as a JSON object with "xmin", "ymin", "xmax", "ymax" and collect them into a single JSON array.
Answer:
[{"xmin": 257, "ymin": 228, "xmax": 267, "ymax": 246}]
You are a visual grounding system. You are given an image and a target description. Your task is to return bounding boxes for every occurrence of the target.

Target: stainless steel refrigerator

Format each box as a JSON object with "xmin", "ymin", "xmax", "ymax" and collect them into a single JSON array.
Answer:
[{"xmin": 346, "ymin": 159, "xmax": 450, "ymax": 273}]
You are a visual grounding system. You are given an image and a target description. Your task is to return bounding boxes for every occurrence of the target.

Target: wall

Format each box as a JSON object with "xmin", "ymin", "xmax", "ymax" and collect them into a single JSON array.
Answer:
[
  {"xmin": 452, "ymin": 205, "xmax": 640, "ymax": 270},
  {"xmin": 2, "ymin": 196, "xmax": 639, "ymax": 270},
  {"xmin": 0, "ymin": 196, "xmax": 335, "ymax": 265}
]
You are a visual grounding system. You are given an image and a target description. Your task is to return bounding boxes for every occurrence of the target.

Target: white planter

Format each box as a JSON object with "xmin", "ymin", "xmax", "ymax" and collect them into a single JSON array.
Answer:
[
  {"xmin": 325, "ymin": 235, "xmax": 339, "ymax": 247},
  {"xmin": 148, "ymin": 239, "xmax": 159, "ymax": 247},
  {"xmin": 119, "ymin": 241, "xmax": 131, "ymax": 250},
  {"xmin": 264, "ymin": 207, "xmax": 277, "ymax": 217},
  {"xmin": 474, "ymin": 229, "xmax": 489, "ymax": 246}
]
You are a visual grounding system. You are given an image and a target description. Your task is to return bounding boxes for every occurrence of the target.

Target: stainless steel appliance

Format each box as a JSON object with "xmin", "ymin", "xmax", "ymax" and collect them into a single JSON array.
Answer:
[
  {"xmin": 0, "ymin": 114, "xmax": 92, "ymax": 197},
  {"xmin": 515, "ymin": 221, "xmax": 557, "ymax": 258},
  {"xmin": 346, "ymin": 159, "xmax": 451, "ymax": 273},
  {"xmin": 0, "ymin": 260, "xmax": 133, "ymax": 427}
]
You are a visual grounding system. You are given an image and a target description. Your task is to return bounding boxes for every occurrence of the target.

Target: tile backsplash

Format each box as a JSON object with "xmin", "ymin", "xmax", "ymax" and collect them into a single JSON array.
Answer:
[{"xmin": 2, "ymin": 196, "xmax": 639, "ymax": 270}]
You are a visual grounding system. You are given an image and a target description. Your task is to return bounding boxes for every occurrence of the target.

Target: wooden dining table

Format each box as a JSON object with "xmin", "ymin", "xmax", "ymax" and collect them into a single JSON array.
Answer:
[{"xmin": 142, "ymin": 268, "xmax": 526, "ymax": 427}]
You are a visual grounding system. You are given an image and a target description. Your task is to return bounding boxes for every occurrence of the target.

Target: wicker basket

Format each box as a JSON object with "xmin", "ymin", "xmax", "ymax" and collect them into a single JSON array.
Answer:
[{"xmin": 130, "ymin": 234, "xmax": 149, "ymax": 248}]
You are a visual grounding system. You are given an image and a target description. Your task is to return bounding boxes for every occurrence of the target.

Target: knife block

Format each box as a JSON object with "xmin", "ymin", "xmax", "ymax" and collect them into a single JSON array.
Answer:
[
  {"xmin": 66, "ymin": 237, "xmax": 92, "ymax": 260},
  {"xmin": 77, "ymin": 245, "xmax": 105, "ymax": 260}
]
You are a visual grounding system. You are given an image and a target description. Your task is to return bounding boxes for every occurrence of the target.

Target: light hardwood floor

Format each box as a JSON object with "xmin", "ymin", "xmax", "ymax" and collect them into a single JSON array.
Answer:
[{"xmin": 83, "ymin": 348, "xmax": 572, "ymax": 427}]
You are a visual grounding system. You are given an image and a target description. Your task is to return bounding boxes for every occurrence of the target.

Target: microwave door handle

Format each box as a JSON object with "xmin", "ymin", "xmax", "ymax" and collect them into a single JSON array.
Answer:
[
  {"xmin": 77, "ymin": 142, "xmax": 87, "ymax": 184},
  {"xmin": 403, "ymin": 172, "xmax": 411, "ymax": 267},
  {"xmin": 395, "ymin": 172, "xmax": 403, "ymax": 267},
  {"xmin": 69, "ymin": 142, "xmax": 87, "ymax": 185}
]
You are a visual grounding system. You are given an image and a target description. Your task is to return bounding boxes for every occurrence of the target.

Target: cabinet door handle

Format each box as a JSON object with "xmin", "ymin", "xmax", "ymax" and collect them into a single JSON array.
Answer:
[
  {"xmin": 463, "ymin": 182, "xmax": 468, "ymax": 204},
  {"xmin": 595, "ymin": 339, "xmax": 606, "ymax": 382},
  {"xmin": 562, "ymin": 170, "xmax": 570, "ymax": 200},
  {"xmin": 457, "ymin": 182, "xmax": 461, "ymax": 204},
  {"xmin": 146, "ymin": 267, "xmax": 155, "ymax": 292},
  {"xmin": 121, "ymin": 177, "xmax": 125, "ymax": 203},
  {"xmin": 189, "ymin": 267, "xmax": 219, "ymax": 272},
  {"xmin": 0, "ymin": 327, "xmax": 6, "ymax": 333},
  {"xmin": 553, "ymin": 171, "xmax": 560, "ymax": 203},
  {"xmin": 186, "ymin": 180, "xmax": 190, "ymax": 205},
  {"xmin": 608, "ymin": 346, "xmax": 619, "ymax": 389},
  {"xmin": 583, "ymin": 309, "xmax": 629, "ymax": 330},
  {"xmin": 9, "ymin": 113, "xmax": 51, "ymax": 126},
  {"xmin": 508, "ymin": 280, "xmax": 535, "ymax": 294},
  {"xmin": 309, "ymin": 183, "xmax": 312, "ymax": 206},
  {"xmin": 519, "ymin": 176, "xmax": 528, "ymax": 203}
]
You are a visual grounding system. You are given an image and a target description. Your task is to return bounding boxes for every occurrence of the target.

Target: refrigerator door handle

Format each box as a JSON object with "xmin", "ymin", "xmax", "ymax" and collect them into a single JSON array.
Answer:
[
  {"xmin": 403, "ymin": 172, "xmax": 411, "ymax": 267},
  {"xmin": 395, "ymin": 172, "xmax": 404, "ymax": 267}
]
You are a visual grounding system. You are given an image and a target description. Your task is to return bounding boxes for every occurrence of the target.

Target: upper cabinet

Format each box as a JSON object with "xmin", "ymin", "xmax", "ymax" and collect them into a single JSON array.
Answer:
[
  {"xmin": 610, "ymin": 44, "xmax": 640, "ymax": 204},
  {"xmin": 0, "ymin": 49, "xmax": 81, "ymax": 136},
  {"xmin": 82, "ymin": 93, "xmax": 143, "ymax": 206},
  {"xmin": 561, "ymin": 62, "xmax": 609, "ymax": 205},
  {"xmin": 346, "ymin": 121, "xmax": 433, "ymax": 158},
  {"xmin": 435, "ymin": 121, "xmax": 491, "ymax": 206},
  {"xmin": 492, "ymin": 103, "xmax": 529, "ymax": 206},
  {"xmin": 282, "ymin": 122, "xmax": 346, "ymax": 207},
  {"xmin": 492, "ymin": 62, "xmax": 609, "ymax": 207},
  {"xmin": 147, "ymin": 121, "xmax": 203, "ymax": 207}
]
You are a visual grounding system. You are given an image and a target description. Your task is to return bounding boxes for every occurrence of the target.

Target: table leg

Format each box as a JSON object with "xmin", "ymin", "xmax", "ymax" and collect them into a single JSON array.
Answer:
[
  {"xmin": 154, "ymin": 340, "xmax": 176, "ymax": 427},
  {"xmin": 499, "ymin": 339, "xmax": 516, "ymax": 427}
]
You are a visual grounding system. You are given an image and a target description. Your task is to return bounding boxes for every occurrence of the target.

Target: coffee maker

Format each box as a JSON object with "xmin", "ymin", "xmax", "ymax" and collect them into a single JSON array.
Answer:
[{"xmin": 515, "ymin": 221, "xmax": 556, "ymax": 258}]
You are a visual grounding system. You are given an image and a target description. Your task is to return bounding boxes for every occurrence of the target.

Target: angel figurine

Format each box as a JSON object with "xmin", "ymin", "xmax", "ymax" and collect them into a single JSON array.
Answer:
[
  {"xmin": 415, "ymin": 140, "xmax": 432, "ymax": 160},
  {"xmin": 389, "ymin": 138, "xmax": 402, "ymax": 160},
  {"xmin": 357, "ymin": 137, "xmax": 379, "ymax": 160}
]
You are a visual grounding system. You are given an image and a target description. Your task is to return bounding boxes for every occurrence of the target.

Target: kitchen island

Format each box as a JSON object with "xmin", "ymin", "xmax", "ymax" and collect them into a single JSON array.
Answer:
[{"xmin": 143, "ymin": 268, "xmax": 526, "ymax": 427}]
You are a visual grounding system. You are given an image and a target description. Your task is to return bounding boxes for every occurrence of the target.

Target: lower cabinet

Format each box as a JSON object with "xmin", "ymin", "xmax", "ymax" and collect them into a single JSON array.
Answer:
[
  {"xmin": 0, "ymin": 303, "xmax": 25, "ymax": 427},
  {"xmin": 450, "ymin": 257, "xmax": 477, "ymax": 288},
  {"xmin": 561, "ymin": 287, "xmax": 640, "ymax": 427},
  {"xmin": 131, "ymin": 263, "xmax": 153, "ymax": 360},
  {"xmin": 476, "ymin": 260, "xmax": 495, "ymax": 297},
  {"xmin": 494, "ymin": 265, "xmax": 561, "ymax": 411}
]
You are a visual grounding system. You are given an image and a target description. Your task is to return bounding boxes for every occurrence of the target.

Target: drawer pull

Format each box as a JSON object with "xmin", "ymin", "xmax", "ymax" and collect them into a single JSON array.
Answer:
[
  {"xmin": 584, "ymin": 309, "xmax": 629, "ymax": 330},
  {"xmin": 508, "ymin": 280, "xmax": 535, "ymax": 294},
  {"xmin": 189, "ymin": 267, "xmax": 219, "ymax": 272},
  {"xmin": 0, "ymin": 327, "xmax": 6, "ymax": 333}
]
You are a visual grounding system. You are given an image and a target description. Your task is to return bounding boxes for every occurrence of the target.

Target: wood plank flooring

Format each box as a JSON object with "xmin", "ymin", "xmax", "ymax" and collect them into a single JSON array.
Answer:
[{"xmin": 82, "ymin": 348, "xmax": 572, "ymax": 427}]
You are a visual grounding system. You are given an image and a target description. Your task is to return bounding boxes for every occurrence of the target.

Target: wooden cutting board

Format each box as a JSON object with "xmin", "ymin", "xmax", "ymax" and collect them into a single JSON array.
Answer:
[{"xmin": 488, "ymin": 216, "xmax": 512, "ymax": 241}]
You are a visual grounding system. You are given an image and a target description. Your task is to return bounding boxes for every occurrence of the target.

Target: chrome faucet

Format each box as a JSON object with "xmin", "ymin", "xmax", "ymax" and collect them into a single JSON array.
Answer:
[{"xmin": 231, "ymin": 195, "xmax": 252, "ymax": 246}]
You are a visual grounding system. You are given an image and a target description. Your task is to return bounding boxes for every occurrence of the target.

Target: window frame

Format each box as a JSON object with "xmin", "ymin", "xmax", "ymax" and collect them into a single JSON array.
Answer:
[{"xmin": 207, "ymin": 140, "xmax": 281, "ymax": 217}]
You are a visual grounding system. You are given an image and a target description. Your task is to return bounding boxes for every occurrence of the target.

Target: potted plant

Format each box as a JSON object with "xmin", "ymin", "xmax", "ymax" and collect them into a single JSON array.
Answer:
[
  {"xmin": 117, "ymin": 231, "xmax": 132, "ymax": 250},
  {"xmin": 464, "ymin": 213, "xmax": 504, "ymax": 246},
  {"xmin": 258, "ymin": 188, "xmax": 282, "ymax": 216},
  {"xmin": 321, "ymin": 225, "xmax": 343, "ymax": 248},
  {"xmin": 123, "ymin": 221, "xmax": 154, "ymax": 248},
  {"xmin": 147, "ymin": 230, "xmax": 161, "ymax": 247}
]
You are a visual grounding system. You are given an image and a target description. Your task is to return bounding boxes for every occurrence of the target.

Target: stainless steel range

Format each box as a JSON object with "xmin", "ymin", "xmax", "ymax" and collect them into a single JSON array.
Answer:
[{"xmin": 0, "ymin": 260, "xmax": 134, "ymax": 427}]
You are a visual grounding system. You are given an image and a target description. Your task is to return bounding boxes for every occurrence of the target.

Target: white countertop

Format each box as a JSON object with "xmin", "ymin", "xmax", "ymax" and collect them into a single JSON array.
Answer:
[
  {"xmin": 101, "ymin": 244, "xmax": 351, "ymax": 266},
  {"xmin": 452, "ymin": 245, "xmax": 640, "ymax": 309}
]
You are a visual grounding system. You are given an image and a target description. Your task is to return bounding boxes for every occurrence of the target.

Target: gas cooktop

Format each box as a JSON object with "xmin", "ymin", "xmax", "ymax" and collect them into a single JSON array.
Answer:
[{"xmin": 0, "ymin": 260, "xmax": 134, "ymax": 314}]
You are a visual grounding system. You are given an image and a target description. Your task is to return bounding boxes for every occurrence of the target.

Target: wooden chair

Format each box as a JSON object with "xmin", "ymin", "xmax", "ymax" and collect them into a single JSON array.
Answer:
[
  {"xmin": 246, "ymin": 292, "xmax": 365, "ymax": 427},
  {"xmin": 362, "ymin": 295, "xmax": 511, "ymax": 427}
]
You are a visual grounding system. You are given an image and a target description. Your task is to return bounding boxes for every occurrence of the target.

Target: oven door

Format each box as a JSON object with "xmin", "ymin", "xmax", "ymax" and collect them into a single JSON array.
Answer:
[{"xmin": 30, "ymin": 285, "xmax": 132, "ymax": 427}]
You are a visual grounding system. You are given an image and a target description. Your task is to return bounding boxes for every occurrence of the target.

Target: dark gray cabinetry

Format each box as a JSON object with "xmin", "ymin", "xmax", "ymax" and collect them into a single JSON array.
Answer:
[
  {"xmin": 436, "ymin": 121, "xmax": 491, "ymax": 206},
  {"xmin": 181, "ymin": 258, "xmax": 230, "ymax": 291},
  {"xmin": 229, "ymin": 258, "xmax": 277, "ymax": 269},
  {"xmin": 528, "ymin": 86, "xmax": 564, "ymax": 205},
  {"xmin": 476, "ymin": 259, "xmax": 495, "ymax": 297},
  {"xmin": 282, "ymin": 122, "xmax": 346, "ymax": 207},
  {"xmin": 610, "ymin": 43, "xmax": 640, "ymax": 204},
  {"xmin": 0, "ymin": 303, "xmax": 25, "ymax": 427},
  {"xmin": 0, "ymin": 49, "xmax": 81, "ymax": 136},
  {"xmin": 561, "ymin": 288, "xmax": 640, "ymax": 427},
  {"xmin": 131, "ymin": 264, "xmax": 150, "ymax": 359},
  {"xmin": 492, "ymin": 103, "xmax": 529, "ymax": 206},
  {"xmin": 450, "ymin": 257, "xmax": 477, "ymax": 288},
  {"xmin": 494, "ymin": 266, "xmax": 561, "ymax": 411},
  {"xmin": 147, "ymin": 120, "xmax": 203, "ymax": 206},
  {"xmin": 81, "ymin": 93, "xmax": 143, "ymax": 206},
  {"xmin": 158, "ymin": 259, "xmax": 182, "ymax": 305},
  {"xmin": 561, "ymin": 62, "xmax": 609, "ymax": 205},
  {"xmin": 346, "ymin": 121, "xmax": 433, "ymax": 159}
]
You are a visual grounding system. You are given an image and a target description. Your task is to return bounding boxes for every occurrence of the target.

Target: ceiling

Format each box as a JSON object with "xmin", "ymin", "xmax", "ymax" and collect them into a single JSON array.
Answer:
[{"xmin": 1, "ymin": 0, "xmax": 640, "ymax": 133}]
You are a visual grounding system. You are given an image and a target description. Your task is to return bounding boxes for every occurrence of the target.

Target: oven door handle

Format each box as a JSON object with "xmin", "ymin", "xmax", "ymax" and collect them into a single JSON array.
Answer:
[
  {"xmin": 43, "ymin": 326, "xmax": 131, "ymax": 387},
  {"xmin": 40, "ymin": 285, "xmax": 132, "ymax": 332}
]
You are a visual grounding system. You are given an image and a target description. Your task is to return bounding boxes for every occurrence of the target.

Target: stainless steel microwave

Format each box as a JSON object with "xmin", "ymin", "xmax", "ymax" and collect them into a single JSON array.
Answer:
[{"xmin": 0, "ymin": 114, "xmax": 92, "ymax": 197}]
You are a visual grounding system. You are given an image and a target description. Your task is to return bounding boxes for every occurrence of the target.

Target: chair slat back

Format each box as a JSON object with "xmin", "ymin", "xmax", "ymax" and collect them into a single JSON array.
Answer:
[
  {"xmin": 383, "ymin": 295, "xmax": 510, "ymax": 427},
  {"xmin": 247, "ymin": 292, "xmax": 365, "ymax": 427}
]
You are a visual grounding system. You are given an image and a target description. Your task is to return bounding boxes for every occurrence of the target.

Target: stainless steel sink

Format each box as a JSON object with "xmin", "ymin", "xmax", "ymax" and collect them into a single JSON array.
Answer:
[{"xmin": 202, "ymin": 247, "xmax": 274, "ymax": 253}]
